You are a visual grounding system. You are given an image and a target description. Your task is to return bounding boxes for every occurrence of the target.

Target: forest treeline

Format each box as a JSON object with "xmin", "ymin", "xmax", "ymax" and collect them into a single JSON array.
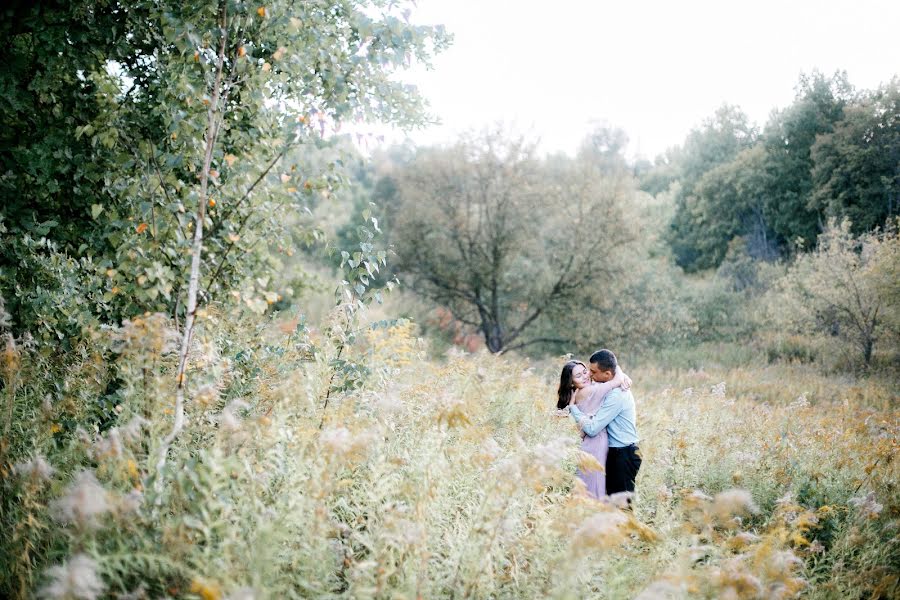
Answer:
[
  {"xmin": 330, "ymin": 72, "xmax": 898, "ymax": 369},
  {"xmin": 642, "ymin": 72, "xmax": 898, "ymax": 272}
]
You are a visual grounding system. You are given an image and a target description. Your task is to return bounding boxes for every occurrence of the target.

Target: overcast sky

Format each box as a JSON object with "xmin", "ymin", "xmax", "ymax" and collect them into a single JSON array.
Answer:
[{"xmin": 382, "ymin": 0, "xmax": 899, "ymax": 159}]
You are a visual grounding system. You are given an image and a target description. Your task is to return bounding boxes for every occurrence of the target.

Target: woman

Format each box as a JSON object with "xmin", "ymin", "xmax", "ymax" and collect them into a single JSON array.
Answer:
[{"xmin": 557, "ymin": 360, "xmax": 629, "ymax": 498}]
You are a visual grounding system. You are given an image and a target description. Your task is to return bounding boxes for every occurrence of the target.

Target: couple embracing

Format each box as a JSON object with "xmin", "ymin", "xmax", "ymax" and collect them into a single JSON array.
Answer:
[{"xmin": 557, "ymin": 349, "xmax": 641, "ymax": 502}]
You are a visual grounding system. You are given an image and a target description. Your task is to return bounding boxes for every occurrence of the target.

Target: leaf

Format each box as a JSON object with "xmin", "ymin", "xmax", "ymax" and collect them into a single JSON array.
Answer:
[{"xmin": 91, "ymin": 204, "xmax": 104, "ymax": 219}]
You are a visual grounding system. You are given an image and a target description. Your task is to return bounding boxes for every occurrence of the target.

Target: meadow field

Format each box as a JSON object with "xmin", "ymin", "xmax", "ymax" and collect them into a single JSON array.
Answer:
[
  {"xmin": 3, "ymin": 312, "xmax": 897, "ymax": 599},
  {"xmin": 4, "ymin": 2, "xmax": 899, "ymax": 599}
]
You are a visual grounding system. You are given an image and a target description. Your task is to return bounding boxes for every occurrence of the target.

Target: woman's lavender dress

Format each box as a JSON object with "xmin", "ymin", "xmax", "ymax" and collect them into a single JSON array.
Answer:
[{"xmin": 575, "ymin": 385, "xmax": 608, "ymax": 498}]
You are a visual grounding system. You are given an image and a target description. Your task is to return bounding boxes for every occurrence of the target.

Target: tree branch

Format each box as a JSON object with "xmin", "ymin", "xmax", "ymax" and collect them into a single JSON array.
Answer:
[{"xmin": 154, "ymin": 1, "xmax": 229, "ymax": 495}]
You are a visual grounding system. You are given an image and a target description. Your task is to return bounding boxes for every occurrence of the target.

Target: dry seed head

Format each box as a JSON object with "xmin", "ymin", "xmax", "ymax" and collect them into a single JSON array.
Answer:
[
  {"xmin": 195, "ymin": 383, "xmax": 220, "ymax": 408},
  {"xmin": 52, "ymin": 470, "xmax": 111, "ymax": 528},
  {"xmin": 481, "ymin": 436, "xmax": 503, "ymax": 460},
  {"xmin": 93, "ymin": 427, "xmax": 123, "ymax": 459},
  {"xmin": 219, "ymin": 399, "xmax": 250, "ymax": 432},
  {"xmin": 38, "ymin": 553, "xmax": 104, "ymax": 600},
  {"xmin": 225, "ymin": 588, "xmax": 257, "ymax": 600},
  {"xmin": 121, "ymin": 416, "xmax": 148, "ymax": 442},
  {"xmin": 710, "ymin": 489, "xmax": 759, "ymax": 523},
  {"xmin": 575, "ymin": 450, "xmax": 605, "ymax": 474},
  {"xmin": 573, "ymin": 510, "xmax": 629, "ymax": 549},
  {"xmin": 119, "ymin": 489, "xmax": 143, "ymax": 514},
  {"xmin": 607, "ymin": 491, "xmax": 635, "ymax": 510},
  {"xmin": 320, "ymin": 426, "xmax": 376, "ymax": 459},
  {"xmin": 634, "ymin": 579, "xmax": 685, "ymax": 600},
  {"xmin": 14, "ymin": 453, "xmax": 55, "ymax": 483},
  {"xmin": 849, "ymin": 491, "xmax": 883, "ymax": 519}
]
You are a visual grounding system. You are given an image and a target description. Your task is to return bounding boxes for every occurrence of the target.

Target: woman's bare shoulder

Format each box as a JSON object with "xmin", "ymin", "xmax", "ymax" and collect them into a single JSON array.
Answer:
[{"xmin": 573, "ymin": 386, "xmax": 593, "ymax": 403}]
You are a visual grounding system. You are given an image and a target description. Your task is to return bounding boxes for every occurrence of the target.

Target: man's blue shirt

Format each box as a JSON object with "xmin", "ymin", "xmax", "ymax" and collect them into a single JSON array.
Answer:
[{"xmin": 569, "ymin": 387, "xmax": 639, "ymax": 447}]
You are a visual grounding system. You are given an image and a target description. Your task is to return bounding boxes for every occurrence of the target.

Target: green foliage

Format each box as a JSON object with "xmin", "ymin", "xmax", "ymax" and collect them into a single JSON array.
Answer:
[
  {"xmin": 1, "ymin": 0, "xmax": 449, "ymax": 344},
  {"xmin": 666, "ymin": 105, "xmax": 758, "ymax": 271},
  {"xmin": 660, "ymin": 71, "xmax": 896, "ymax": 273},
  {"xmin": 382, "ymin": 129, "xmax": 634, "ymax": 353},
  {"xmin": 811, "ymin": 78, "xmax": 900, "ymax": 233},
  {"xmin": 2, "ymin": 311, "xmax": 897, "ymax": 598},
  {"xmin": 760, "ymin": 71, "xmax": 853, "ymax": 247},
  {"xmin": 767, "ymin": 219, "xmax": 900, "ymax": 368}
]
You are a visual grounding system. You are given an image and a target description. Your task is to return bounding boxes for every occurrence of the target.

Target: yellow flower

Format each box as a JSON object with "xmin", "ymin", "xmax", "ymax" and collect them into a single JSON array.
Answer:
[{"xmin": 189, "ymin": 578, "xmax": 222, "ymax": 600}]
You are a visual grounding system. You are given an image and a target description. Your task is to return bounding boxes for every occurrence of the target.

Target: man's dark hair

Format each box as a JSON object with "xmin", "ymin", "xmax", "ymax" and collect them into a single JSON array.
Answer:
[{"xmin": 589, "ymin": 349, "xmax": 617, "ymax": 372}]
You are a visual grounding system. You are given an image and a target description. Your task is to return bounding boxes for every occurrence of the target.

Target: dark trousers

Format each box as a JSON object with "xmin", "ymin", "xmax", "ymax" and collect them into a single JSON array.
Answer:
[{"xmin": 606, "ymin": 444, "xmax": 641, "ymax": 496}]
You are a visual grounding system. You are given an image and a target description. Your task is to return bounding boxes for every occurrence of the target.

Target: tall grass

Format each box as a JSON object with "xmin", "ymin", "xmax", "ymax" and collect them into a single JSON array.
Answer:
[{"xmin": 1, "ymin": 310, "xmax": 897, "ymax": 599}]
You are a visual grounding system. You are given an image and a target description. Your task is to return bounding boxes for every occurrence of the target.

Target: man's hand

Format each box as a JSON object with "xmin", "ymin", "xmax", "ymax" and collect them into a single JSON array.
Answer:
[{"xmin": 614, "ymin": 366, "xmax": 632, "ymax": 391}]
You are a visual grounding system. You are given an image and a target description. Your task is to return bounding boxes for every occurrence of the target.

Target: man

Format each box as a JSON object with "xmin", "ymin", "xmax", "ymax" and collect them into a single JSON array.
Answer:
[{"xmin": 568, "ymin": 349, "xmax": 641, "ymax": 499}]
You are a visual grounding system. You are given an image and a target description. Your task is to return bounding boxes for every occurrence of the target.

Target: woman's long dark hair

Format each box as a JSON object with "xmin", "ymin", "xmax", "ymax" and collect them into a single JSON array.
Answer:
[{"xmin": 557, "ymin": 360, "xmax": 586, "ymax": 409}]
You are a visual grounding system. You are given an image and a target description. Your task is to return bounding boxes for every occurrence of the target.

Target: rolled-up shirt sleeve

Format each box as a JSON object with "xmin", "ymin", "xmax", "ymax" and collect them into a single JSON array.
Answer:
[{"xmin": 569, "ymin": 393, "xmax": 622, "ymax": 437}]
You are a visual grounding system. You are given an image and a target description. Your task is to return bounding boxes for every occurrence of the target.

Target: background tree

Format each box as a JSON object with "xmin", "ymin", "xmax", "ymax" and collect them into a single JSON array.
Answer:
[
  {"xmin": 769, "ymin": 220, "xmax": 899, "ymax": 367},
  {"xmin": 0, "ymin": 0, "xmax": 449, "ymax": 345},
  {"xmin": 810, "ymin": 78, "xmax": 900, "ymax": 233},
  {"xmin": 666, "ymin": 105, "xmax": 757, "ymax": 271},
  {"xmin": 760, "ymin": 70, "xmax": 853, "ymax": 247},
  {"xmin": 387, "ymin": 130, "xmax": 632, "ymax": 353}
]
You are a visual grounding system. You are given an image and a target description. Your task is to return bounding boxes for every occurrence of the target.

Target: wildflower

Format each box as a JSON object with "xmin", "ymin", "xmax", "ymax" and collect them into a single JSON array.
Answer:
[
  {"xmin": 607, "ymin": 491, "xmax": 634, "ymax": 509},
  {"xmin": 775, "ymin": 492, "xmax": 794, "ymax": 506},
  {"xmin": 493, "ymin": 456, "xmax": 523, "ymax": 481},
  {"xmin": 575, "ymin": 450, "xmax": 605, "ymax": 474},
  {"xmin": 656, "ymin": 485, "xmax": 673, "ymax": 501},
  {"xmin": 849, "ymin": 491, "xmax": 883, "ymax": 519},
  {"xmin": 635, "ymin": 579, "xmax": 684, "ymax": 600},
  {"xmin": 711, "ymin": 489, "xmax": 759, "ymax": 522},
  {"xmin": 219, "ymin": 399, "xmax": 250, "ymax": 432},
  {"xmin": 532, "ymin": 435, "xmax": 571, "ymax": 469},
  {"xmin": 119, "ymin": 489, "xmax": 143, "ymax": 514},
  {"xmin": 789, "ymin": 394, "xmax": 809, "ymax": 409},
  {"xmin": 375, "ymin": 392, "xmax": 404, "ymax": 417},
  {"xmin": 121, "ymin": 416, "xmax": 148, "ymax": 442},
  {"xmin": 320, "ymin": 426, "xmax": 375, "ymax": 459},
  {"xmin": 195, "ymin": 384, "xmax": 219, "ymax": 408},
  {"xmin": 14, "ymin": 453, "xmax": 55, "ymax": 483},
  {"xmin": 728, "ymin": 531, "xmax": 761, "ymax": 550},
  {"xmin": 573, "ymin": 510, "xmax": 629, "ymax": 548},
  {"xmin": 710, "ymin": 382, "xmax": 726, "ymax": 397},
  {"xmin": 225, "ymin": 588, "xmax": 257, "ymax": 600},
  {"xmin": 481, "ymin": 436, "xmax": 502, "ymax": 459},
  {"xmin": 38, "ymin": 553, "xmax": 104, "ymax": 600},
  {"xmin": 93, "ymin": 427, "xmax": 123, "ymax": 458},
  {"xmin": 190, "ymin": 578, "xmax": 222, "ymax": 600},
  {"xmin": 437, "ymin": 398, "xmax": 471, "ymax": 428},
  {"xmin": 684, "ymin": 489, "xmax": 712, "ymax": 511},
  {"xmin": 52, "ymin": 470, "xmax": 110, "ymax": 528}
]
